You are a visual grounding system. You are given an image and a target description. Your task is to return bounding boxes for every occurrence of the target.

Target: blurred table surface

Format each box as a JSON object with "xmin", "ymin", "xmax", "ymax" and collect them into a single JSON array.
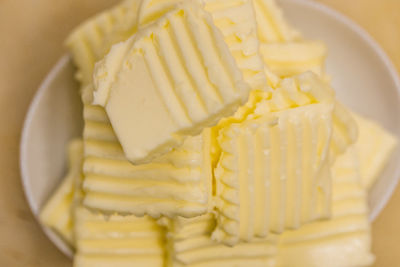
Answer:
[{"xmin": 0, "ymin": 0, "xmax": 399, "ymax": 266}]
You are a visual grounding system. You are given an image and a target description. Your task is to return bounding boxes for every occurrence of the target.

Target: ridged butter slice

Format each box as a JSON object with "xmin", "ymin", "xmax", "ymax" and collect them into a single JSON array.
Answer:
[
  {"xmin": 253, "ymin": 0, "xmax": 301, "ymax": 43},
  {"xmin": 82, "ymin": 125, "xmax": 213, "ymax": 218},
  {"xmin": 278, "ymin": 146, "xmax": 375, "ymax": 267},
  {"xmin": 213, "ymin": 73, "xmax": 335, "ymax": 245},
  {"xmin": 353, "ymin": 113, "xmax": 398, "ymax": 189},
  {"xmin": 260, "ymin": 41, "xmax": 327, "ymax": 78},
  {"xmin": 138, "ymin": 0, "xmax": 269, "ymax": 91},
  {"xmin": 39, "ymin": 139, "xmax": 83, "ymax": 246},
  {"xmin": 92, "ymin": 1, "xmax": 254, "ymax": 164},
  {"xmin": 213, "ymin": 103, "xmax": 333, "ymax": 245},
  {"xmin": 168, "ymin": 214, "xmax": 277, "ymax": 267},
  {"xmin": 74, "ymin": 208, "xmax": 165, "ymax": 267}
]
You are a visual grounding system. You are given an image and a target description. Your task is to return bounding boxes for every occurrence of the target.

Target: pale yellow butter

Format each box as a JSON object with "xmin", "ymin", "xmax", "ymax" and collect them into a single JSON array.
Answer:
[
  {"xmin": 66, "ymin": 0, "xmax": 140, "ymax": 88},
  {"xmin": 213, "ymin": 73, "xmax": 335, "ymax": 245},
  {"xmin": 40, "ymin": 140, "xmax": 166, "ymax": 267},
  {"xmin": 137, "ymin": 0, "xmax": 269, "ymax": 91},
  {"xmin": 253, "ymin": 0, "xmax": 301, "ymax": 43},
  {"xmin": 82, "ymin": 127, "xmax": 213, "ymax": 218},
  {"xmin": 260, "ymin": 41, "xmax": 327, "ymax": 78},
  {"xmin": 39, "ymin": 139, "xmax": 83, "ymax": 246},
  {"xmin": 67, "ymin": 0, "xmax": 224, "ymax": 219},
  {"xmin": 353, "ymin": 113, "xmax": 398, "ymax": 189},
  {"xmin": 93, "ymin": 1, "xmax": 250, "ymax": 164},
  {"xmin": 278, "ymin": 146, "xmax": 375, "ymax": 267},
  {"xmin": 167, "ymin": 214, "xmax": 277, "ymax": 267},
  {"xmin": 74, "ymin": 208, "xmax": 165, "ymax": 267}
]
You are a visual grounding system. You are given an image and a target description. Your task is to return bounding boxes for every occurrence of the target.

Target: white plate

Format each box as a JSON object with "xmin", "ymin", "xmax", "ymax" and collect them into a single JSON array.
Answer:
[{"xmin": 20, "ymin": 0, "xmax": 400, "ymax": 258}]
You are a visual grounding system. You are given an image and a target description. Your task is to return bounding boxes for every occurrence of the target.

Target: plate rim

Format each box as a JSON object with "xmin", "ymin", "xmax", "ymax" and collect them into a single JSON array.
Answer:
[{"xmin": 19, "ymin": 54, "xmax": 74, "ymax": 258}]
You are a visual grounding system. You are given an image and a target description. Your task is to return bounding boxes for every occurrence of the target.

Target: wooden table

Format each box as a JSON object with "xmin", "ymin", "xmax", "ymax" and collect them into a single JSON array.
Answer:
[{"xmin": 0, "ymin": 0, "xmax": 398, "ymax": 266}]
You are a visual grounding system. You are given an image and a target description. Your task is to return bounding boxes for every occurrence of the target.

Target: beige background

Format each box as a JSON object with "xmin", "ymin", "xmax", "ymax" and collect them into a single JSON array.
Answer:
[{"xmin": 0, "ymin": 0, "xmax": 399, "ymax": 266}]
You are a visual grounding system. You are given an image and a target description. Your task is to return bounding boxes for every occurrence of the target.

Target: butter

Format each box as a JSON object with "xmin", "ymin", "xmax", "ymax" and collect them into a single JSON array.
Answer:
[
  {"xmin": 253, "ymin": 0, "xmax": 301, "ymax": 43},
  {"xmin": 278, "ymin": 146, "xmax": 375, "ymax": 267},
  {"xmin": 213, "ymin": 73, "xmax": 335, "ymax": 245},
  {"xmin": 93, "ymin": 1, "xmax": 250, "ymax": 164},
  {"xmin": 70, "ymin": 4, "xmax": 215, "ymax": 218},
  {"xmin": 353, "ymin": 113, "xmax": 398, "ymax": 189},
  {"xmin": 137, "ymin": 0, "xmax": 269, "ymax": 91},
  {"xmin": 40, "ymin": 139, "xmax": 166, "ymax": 267},
  {"xmin": 260, "ymin": 41, "xmax": 327, "ymax": 78},
  {"xmin": 82, "ymin": 128, "xmax": 213, "ymax": 218},
  {"xmin": 167, "ymin": 214, "xmax": 278, "ymax": 267},
  {"xmin": 330, "ymin": 102, "xmax": 358, "ymax": 161},
  {"xmin": 39, "ymin": 139, "xmax": 83, "ymax": 246},
  {"xmin": 74, "ymin": 208, "xmax": 165, "ymax": 267},
  {"xmin": 66, "ymin": 0, "xmax": 140, "ymax": 88}
]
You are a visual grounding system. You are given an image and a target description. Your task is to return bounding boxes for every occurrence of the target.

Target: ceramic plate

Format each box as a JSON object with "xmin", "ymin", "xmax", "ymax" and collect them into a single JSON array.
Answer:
[{"xmin": 20, "ymin": 0, "xmax": 400, "ymax": 257}]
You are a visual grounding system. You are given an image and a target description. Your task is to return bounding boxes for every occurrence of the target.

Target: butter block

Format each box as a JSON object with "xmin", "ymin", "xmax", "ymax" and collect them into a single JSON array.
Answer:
[
  {"xmin": 93, "ymin": 1, "xmax": 250, "ymax": 164},
  {"xmin": 253, "ymin": 0, "xmax": 301, "ymax": 43},
  {"xmin": 213, "ymin": 104, "xmax": 334, "ymax": 245},
  {"xmin": 353, "ymin": 113, "xmax": 398, "ymax": 189},
  {"xmin": 39, "ymin": 139, "xmax": 83, "ymax": 246},
  {"xmin": 74, "ymin": 208, "xmax": 165, "ymax": 267},
  {"xmin": 260, "ymin": 41, "xmax": 327, "ymax": 78},
  {"xmin": 82, "ymin": 127, "xmax": 213, "ymax": 218},
  {"xmin": 167, "ymin": 214, "xmax": 278, "ymax": 267},
  {"xmin": 278, "ymin": 146, "xmax": 375, "ymax": 267},
  {"xmin": 213, "ymin": 73, "xmax": 335, "ymax": 245}
]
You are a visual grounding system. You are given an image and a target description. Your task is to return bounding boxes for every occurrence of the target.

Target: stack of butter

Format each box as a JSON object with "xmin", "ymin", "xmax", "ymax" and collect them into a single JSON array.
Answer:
[{"xmin": 39, "ymin": 0, "xmax": 398, "ymax": 266}]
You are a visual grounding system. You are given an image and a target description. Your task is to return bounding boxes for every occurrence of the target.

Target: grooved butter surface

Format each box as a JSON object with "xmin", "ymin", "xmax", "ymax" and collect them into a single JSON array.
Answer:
[
  {"xmin": 67, "ymin": 1, "xmax": 219, "ymax": 218},
  {"xmin": 213, "ymin": 72, "xmax": 335, "ymax": 245},
  {"xmin": 82, "ymin": 127, "xmax": 213, "ymax": 218},
  {"xmin": 66, "ymin": 0, "xmax": 140, "ymax": 88},
  {"xmin": 93, "ymin": 2, "xmax": 249, "ymax": 164},
  {"xmin": 278, "ymin": 146, "xmax": 375, "ymax": 267},
  {"xmin": 74, "ymin": 208, "xmax": 165, "ymax": 267},
  {"xmin": 168, "ymin": 214, "xmax": 278, "ymax": 267},
  {"xmin": 138, "ymin": 0, "xmax": 269, "ymax": 91}
]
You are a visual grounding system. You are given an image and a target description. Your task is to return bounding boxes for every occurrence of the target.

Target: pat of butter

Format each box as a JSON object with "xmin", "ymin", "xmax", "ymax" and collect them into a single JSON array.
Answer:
[
  {"xmin": 260, "ymin": 41, "xmax": 327, "ymax": 78},
  {"xmin": 39, "ymin": 139, "xmax": 83, "ymax": 246},
  {"xmin": 74, "ymin": 208, "xmax": 165, "ymax": 267},
  {"xmin": 278, "ymin": 146, "xmax": 375, "ymax": 267},
  {"xmin": 213, "ymin": 73, "xmax": 335, "ymax": 245},
  {"xmin": 253, "ymin": 0, "xmax": 301, "ymax": 43},
  {"xmin": 82, "ymin": 127, "xmax": 213, "ymax": 218},
  {"xmin": 353, "ymin": 113, "xmax": 398, "ymax": 189},
  {"xmin": 93, "ymin": 1, "xmax": 250, "ymax": 164},
  {"xmin": 167, "ymin": 214, "xmax": 278, "ymax": 267}
]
